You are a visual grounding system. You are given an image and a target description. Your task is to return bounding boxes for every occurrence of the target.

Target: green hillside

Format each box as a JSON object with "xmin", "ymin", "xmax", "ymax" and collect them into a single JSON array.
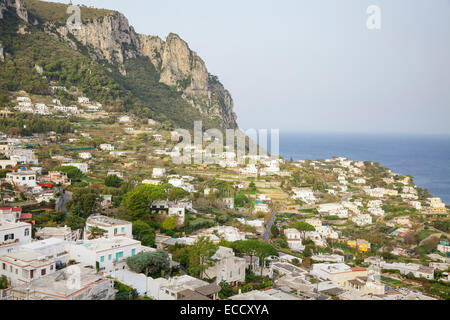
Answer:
[{"xmin": 0, "ymin": 4, "xmax": 221, "ymax": 130}]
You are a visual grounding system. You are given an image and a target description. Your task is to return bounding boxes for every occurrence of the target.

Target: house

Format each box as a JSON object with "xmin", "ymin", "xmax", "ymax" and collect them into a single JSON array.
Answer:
[
  {"xmin": 315, "ymin": 225, "xmax": 339, "ymax": 239},
  {"xmin": 85, "ymin": 216, "xmax": 132, "ymax": 239},
  {"xmin": 10, "ymin": 149, "xmax": 38, "ymax": 165},
  {"xmin": 318, "ymin": 203, "xmax": 348, "ymax": 218},
  {"xmin": 429, "ymin": 198, "xmax": 447, "ymax": 213},
  {"xmin": 0, "ymin": 207, "xmax": 22, "ymax": 223},
  {"xmin": 222, "ymin": 197, "xmax": 235, "ymax": 210},
  {"xmin": 0, "ymin": 220, "xmax": 32, "ymax": 255},
  {"xmin": 380, "ymin": 262, "xmax": 435, "ymax": 280},
  {"xmin": 77, "ymin": 97, "xmax": 90, "ymax": 104},
  {"xmin": 35, "ymin": 192, "xmax": 56, "ymax": 204},
  {"xmin": 67, "ymin": 162, "xmax": 88, "ymax": 174},
  {"xmin": 6, "ymin": 170, "xmax": 37, "ymax": 188},
  {"xmin": 168, "ymin": 204, "xmax": 186, "ymax": 224},
  {"xmin": 119, "ymin": 116, "xmax": 131, "ymax": 123},
  {"xmin": 229, "ymin": 289, "xmax": 301, "ymax": 300},
  {"xmin": 147, "ymin": 275, "xmax": 220, "ymax": 300},
  {"xmin": 196, "ymin": 226, "xmax": 247, "ymax": 243},
  {"xmin": 35, "ymin": 226, "xmax": 80, "ymax": 241},
  {"xmin": 254, "ymin": 203, "xmax": 270, "ymax": 213},
  {"xmin": 311, "ymin": 254, "xmax": 345, "ymax": 263},
  {"xmin": 437, "ymin": 241, "xmax": 450, "ymax": 255},
  {"xmin": 284, "ymin": 229, "xmax": 304, "ymax": 252},
  {"xmin": 292, "ymin": 188, "xmax": 316, "ymax": 204},
  {"xmin": 310, "ymin": 263, "xmax": 368, "ymax": 285},
  {"xmin": 142, "ymin": 179, "xmax": 161, "ymax": 185},
  {"xmin": 394, "ymin": 217, "xmax": 412, "ymax": 227},
  {"xmin": 99, "ymin": 144, "xmax": 115, "ymax": 151},
  {"xmin": 204, "ymin": 247, "xmax": 246, "ymax": 285},
  {"xmin": 78, "ymin": 152, "xmax": 92, "ymax": 160},
  {"xmin": 46, "ymin": 171, "xmax": 71, "ymax": 186},
  {"xmin": 0, "ymin": 248, "xmax": 56, "ymax": 286},
  {"xmin": 11, "ymin": 264, "xmax": 115, "ymax": 300},
  {"xmin": 352, "ymin": 214, "xmax": 373, "ymax": 227},
  {"xmin": 153, "ymin": 134, "xmax": 163, "ymax": 142},
  {"xmin": 152, "ymin": 168, "xmax": 166, "ymax": 179},
  {"xmin": 66, "ymin": 236, "xmax": 141, "ymax": 273},
  {"xmin": 410, "ymin": 201, "xmax": 422, "ymax": 210},
  {"xmin": 347, "ymin": 239, "xmax": 371, "ymax": 252},
  {"xmin": 19, "ymin": 238, "xmax": 68, "ymax": 264},
  {"xmin": 343, "ymin": 276, "xmax": 385, "ymax": 295}
]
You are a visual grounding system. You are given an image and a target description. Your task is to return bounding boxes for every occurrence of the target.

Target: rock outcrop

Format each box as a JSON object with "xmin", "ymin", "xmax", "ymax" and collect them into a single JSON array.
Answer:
[
  {"xmin": 50, "ymin": 10, "xmax": 237, "ymax": 128},
  {"xmin": 5, "ymin": 0, "xmax": 237, "ymax": 128},
  {"xmin": 0, "ymin": 44, "xmax": 4, "ymax": 62},
  {"xmin": 0, "ymin": 0, "xmax": 28, "ymax": 22}
]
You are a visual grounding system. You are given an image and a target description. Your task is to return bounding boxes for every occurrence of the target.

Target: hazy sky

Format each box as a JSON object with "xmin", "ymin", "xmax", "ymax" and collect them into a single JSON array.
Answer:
[{"xmin": 51, "ymin": 0, "xmax": 450, "ymax": 134}]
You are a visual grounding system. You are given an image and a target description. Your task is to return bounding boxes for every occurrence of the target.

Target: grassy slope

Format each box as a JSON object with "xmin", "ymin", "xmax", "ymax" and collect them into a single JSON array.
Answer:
[{"xmin": 23, "ymin": 0, "xmax": 115, "ymax": 24}]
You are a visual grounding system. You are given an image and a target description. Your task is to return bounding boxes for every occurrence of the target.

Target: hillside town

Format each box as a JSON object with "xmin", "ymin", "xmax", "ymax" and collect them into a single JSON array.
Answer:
[{"xmin": 0, "ymin": 90, "xmax": 449, "ymax": 301}]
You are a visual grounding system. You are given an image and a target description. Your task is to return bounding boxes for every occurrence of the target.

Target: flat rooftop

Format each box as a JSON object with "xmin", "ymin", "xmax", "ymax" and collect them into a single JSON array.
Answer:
[
  {"xmin": 12, "ymin": 264, "xmax": 109, "ymax": 299},
  {"xmin": 86, "ymin": 215, "xmax": 131, "ymax": 227}
]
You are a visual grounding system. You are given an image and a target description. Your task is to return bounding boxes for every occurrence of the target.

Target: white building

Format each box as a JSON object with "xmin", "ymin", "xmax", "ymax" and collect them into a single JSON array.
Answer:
[
  {"xmin": 6, "ymin": 170, "xmax": 37, "ymax": 188},
  {"xmin": 78, "ymin": 97, "xmax": 90, "ymax": 104},
  {"xmin": 168, "ymin": 204, "xmax": 186, "ymax": 224},
  {"xmin": 152, "ymin": 168, "xmax": 166, "ymax": 179},
  {"xmin": 85, "ymin": 216, "xmax": 133, "ymax": 239},
  {"xmin": 316, "ymin": 225, "xmax": 339, "ymax": 239},
  {"xmin": 292, "ymin": 188, "xmax": 316, "ymax": 204},
  {"xmin": 67, "ymin": 162, "xmax": 89, "ymax": 174},
  {"xmin": 99, "ymin": 144, "xmax": 115, "ymax": 151},
  {"xmin": 204, "ymin": 247, "xmax": 246, "ymax": 285},
  {"xmin": 11, "ymin": 264, "xmax": 115, "ymax": 300},
  {"xmin": 284, "ymin": 229, "xmax": 304, "ymax": 252},
  {"xmin": 352, "ymin": 214, "xmax": 373, "ymax": 227},
  {"xmin": 66, "ymin": 237, "xmax": 141, "ymax": 273},
  {"xmin": 380, "ymin": 262, "xmax": 435, "ymax": 280},
  {"xmin": 20, "ymin": 238, "xmax": 68, "ymax": 264},
  {"xmin": 119, "ymin": 116, "xmax": 131, "ymax": 123},
  {"xmin": 0, "ymin": 248, "xmax": 56, "ymax": 287},
  {"xmin": 0, "ymin": 220, "xmax": 32, "ymax": 255},
  {"xmin": 78, "ymin": 152, "xmax": 92, "ymax": 160}
]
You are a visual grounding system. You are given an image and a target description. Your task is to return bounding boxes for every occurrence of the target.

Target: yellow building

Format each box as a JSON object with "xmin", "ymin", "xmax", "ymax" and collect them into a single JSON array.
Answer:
[{"xmin": 347, "ymin": 239, "xmax": 371, "ymax": 252}]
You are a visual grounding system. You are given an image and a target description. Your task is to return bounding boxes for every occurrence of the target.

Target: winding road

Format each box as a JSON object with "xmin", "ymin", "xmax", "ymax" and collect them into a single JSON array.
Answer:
[{"xmin": 263, "ymin": 211, "xmax": 277, "ymax": 241}]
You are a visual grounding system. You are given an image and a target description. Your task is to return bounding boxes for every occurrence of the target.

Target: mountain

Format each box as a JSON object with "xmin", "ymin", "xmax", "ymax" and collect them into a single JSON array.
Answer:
[{"xmin": 0, "ymin": 0, "xmax": 237, "ymax": 129}]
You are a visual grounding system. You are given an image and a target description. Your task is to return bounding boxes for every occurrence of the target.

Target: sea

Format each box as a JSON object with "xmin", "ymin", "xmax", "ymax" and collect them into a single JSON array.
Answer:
[{"xmin": 277, "ymin": 132, "xmax": 450, "ymax": 203}]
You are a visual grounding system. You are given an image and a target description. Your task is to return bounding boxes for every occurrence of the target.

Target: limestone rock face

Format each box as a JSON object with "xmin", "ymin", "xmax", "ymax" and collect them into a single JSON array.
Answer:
[
  {"xmin": 0, "ymin": 44, "xmax": 4, "ymax": 62},
  {"xmin": 7, "ymin": 1, "xmax": 238, "ymax": 128},
  {"xmin": 54, "ymin": 13, "xmax": 238, "ymax": 128},
  {"xmin": 0, "ymin": 0, "xmax": 27, "ymax": 22},
  {"xmin": 56, "ymin": 12, "xmax": 139, "ymax": 64}
]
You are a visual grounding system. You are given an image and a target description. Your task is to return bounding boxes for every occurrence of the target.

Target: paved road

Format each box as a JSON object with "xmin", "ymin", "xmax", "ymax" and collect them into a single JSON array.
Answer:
[
  {"xmin": 56, "ymin": 190, "xmax": 72, "ymax": 213},
  {"xmin": 263, "ymin": 211, "xmax": 277, "ymax": 241}
]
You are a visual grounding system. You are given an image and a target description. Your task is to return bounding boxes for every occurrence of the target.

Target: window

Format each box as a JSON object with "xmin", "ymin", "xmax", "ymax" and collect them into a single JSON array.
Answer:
[
  {"xmin": 2, "ymin": 263, "xmax": 5, "ymax": 270},
  {"xmin": 114, "ymin": 228, "xmax": 118, "ymax": 235},
  {"xmin": 41, "ymin": 269, "xmax": 46, "ymax": 276},
  {"xmin": 121, "ymin": 227, "xmax": 125, "ymax": 233},
  {"xmin": 108, "ymin": 254, "xmax": 112, "ymax": 261},
  {"xmin": 100, "ymin": 256, "xmax": 105, "ymax": 263},
  {"xmin": 24, "ymin": 228, "xmax": 30, "ymax": 236},
  {"xmin": 131, "ymin": 249, "xmax": 136, "ymax": 256},
  {"xmin": 115, "ymin": 251, "xmax": 124, "ymax": 261},
  {"xmin": 50, "ymin": 265, "xmax": 54, "ymax": 271}
]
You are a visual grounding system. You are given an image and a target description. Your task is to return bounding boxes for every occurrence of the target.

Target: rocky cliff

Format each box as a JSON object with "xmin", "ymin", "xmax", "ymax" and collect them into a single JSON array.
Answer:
[{"xmin": 33, "ymin": 2, "xmax": 237, "ymax": 129}]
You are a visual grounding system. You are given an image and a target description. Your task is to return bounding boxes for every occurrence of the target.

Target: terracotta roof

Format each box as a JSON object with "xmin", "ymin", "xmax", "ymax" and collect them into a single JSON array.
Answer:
[{"xmin": 350, "ymin": 267, "xmax": 367, "ymax": 272}]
